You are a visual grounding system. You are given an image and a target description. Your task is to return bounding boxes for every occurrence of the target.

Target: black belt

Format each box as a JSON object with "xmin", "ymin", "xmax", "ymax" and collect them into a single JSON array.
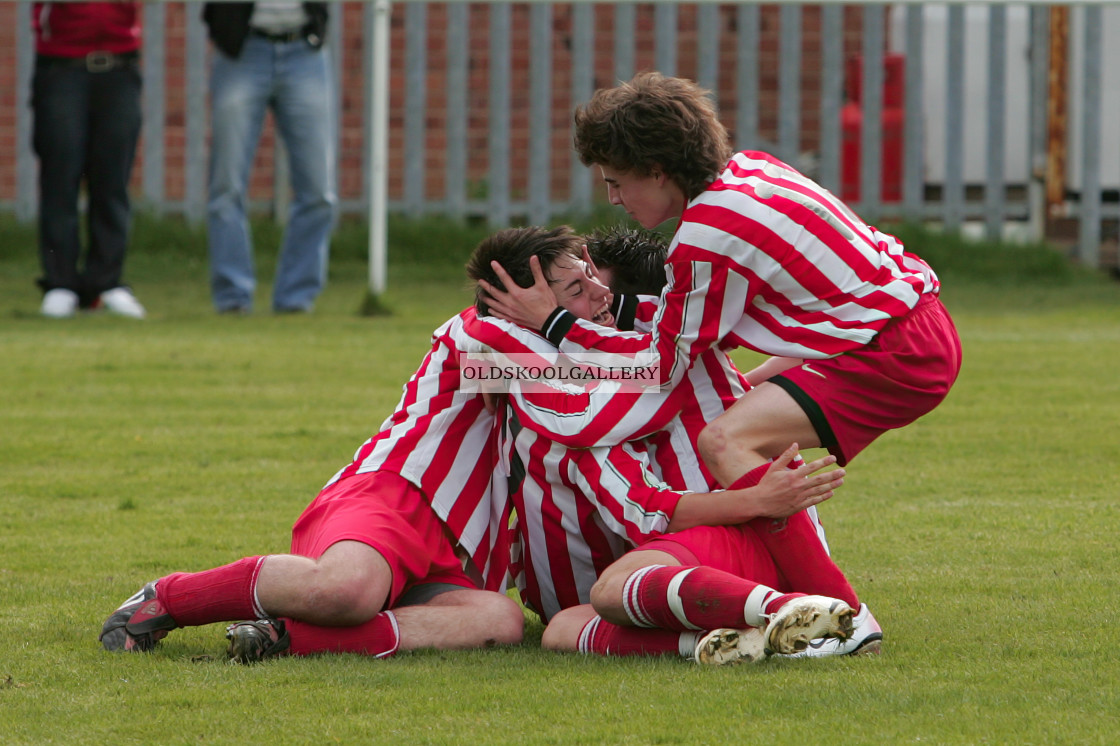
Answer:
[
  {"xmin": 250, "ymin": 28, "xmax": 305, "ymax": 43},
  {"xmin": 36, "ymin": 51, "xmax": 139, "ymax": 72}
]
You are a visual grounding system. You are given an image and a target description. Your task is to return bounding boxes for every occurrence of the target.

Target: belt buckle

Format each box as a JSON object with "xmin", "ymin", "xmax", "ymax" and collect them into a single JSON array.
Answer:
[{"xmin": 86, "ymin": 51, "xmax": 114, "ymax": 73}]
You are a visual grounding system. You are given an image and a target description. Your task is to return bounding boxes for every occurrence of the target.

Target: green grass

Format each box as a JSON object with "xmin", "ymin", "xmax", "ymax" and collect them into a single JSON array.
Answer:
[{"xmin": 2, "ymin": 214, "xmax": 1119, "ymax": 744}]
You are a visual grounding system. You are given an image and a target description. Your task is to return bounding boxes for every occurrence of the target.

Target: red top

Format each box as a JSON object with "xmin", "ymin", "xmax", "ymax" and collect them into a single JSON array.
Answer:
[{"xmin": 33, "ymin": 2, "xmax": 141, "ymax": 57}]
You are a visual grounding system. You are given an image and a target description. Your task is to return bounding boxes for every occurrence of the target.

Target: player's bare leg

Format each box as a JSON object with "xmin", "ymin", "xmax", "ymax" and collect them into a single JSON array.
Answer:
[
  {"xmin": 546, "ymin": 602, "xmax": 767, "ymax": 666},
  {"xmin": 226, "ymin": 587, "xmax": 523, "ymax": 663},
  {"xmin": 589, "ymin": 546, "xmax": 853, "ymax": 657},
  {"xmin": 592, "ymin": 547, "xmax": 795, "ymax": 634},
  {"xmin": 698, "ymin": 382, "xmax": 821, "ymax": 488},
  {"xmin": 393, "ymin": 589, "xmax": 524, "ymax": 650},
  {"xmin": 541, "ymin": 604, "xmax": 598, "ymax": 652},
  {"xmin": 254, "ymin": 541, "xmax": 393, "ymax": 625},
  {"xmin": 101, "ymin": 541, "xmax": 393, "ymax": 652},
  {"xmin": 589, "ymin": 549, "xmax": 681, "ymax": 626},
  {"xmin": 546, "ymin": 603, "xmax": 707, "ymax": 662}
]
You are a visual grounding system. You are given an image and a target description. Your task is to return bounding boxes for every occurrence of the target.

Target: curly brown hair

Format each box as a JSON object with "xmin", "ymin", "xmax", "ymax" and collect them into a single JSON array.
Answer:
[
  {"xmin": 465, "ymin": 225, "xmax": 583, "ymax": 316},
  {"xmin": 573, "ymin": 72, "xmax": 733, "ymax": 200}
]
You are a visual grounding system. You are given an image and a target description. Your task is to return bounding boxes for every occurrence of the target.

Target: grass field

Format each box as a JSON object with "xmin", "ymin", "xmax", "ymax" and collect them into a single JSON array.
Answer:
[{"xmin": 2, "ymin": 215, "xmax": 1119, "ymax": 744}]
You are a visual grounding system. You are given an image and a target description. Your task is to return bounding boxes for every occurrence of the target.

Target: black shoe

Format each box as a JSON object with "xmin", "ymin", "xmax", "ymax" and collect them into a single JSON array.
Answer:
[
  {"xmin": 226, "ymin": 618, "xmax": 290, "ymax": 664},
  {"xmin": 99, "ymin": 581, "xmax": 178, "ymax": 652}
]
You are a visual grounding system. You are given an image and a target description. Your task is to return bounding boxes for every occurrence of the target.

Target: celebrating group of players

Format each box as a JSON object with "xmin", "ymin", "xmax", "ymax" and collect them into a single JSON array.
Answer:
[{"xmin": 100, "ymin": 73, "xmax": 961, "ymax": 666}]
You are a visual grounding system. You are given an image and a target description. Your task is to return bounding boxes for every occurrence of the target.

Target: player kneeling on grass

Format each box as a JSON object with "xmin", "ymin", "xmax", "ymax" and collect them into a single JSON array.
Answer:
[
  {"xmin": 100, "ymin": 300, "xmax": 524, "ymax": 662},
  {"xmin": 467, "ymin": 226, "xmax": 881, "ymax": 665},
  {"xmin": 480, "ymin": 72, "xmax": 962, "ymax": 538}
]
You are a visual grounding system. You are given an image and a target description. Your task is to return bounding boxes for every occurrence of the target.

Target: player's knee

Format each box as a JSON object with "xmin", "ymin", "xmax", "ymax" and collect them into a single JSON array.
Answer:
[
  {"xmin": 313, "ymin": 585, "xmax": 382, "ymax": 625},
  {"xmin": 474, "ymin": 592, "xmax": 524, "ymax": 645},
  {"xmin": 306, "ymin": 567, "xmax": 388, "ymax": 625},
  {"xmin": 588, "ymin": 574, "xmax": 627, "ymax": 624},
  {"xmin": 697, "ymin": 419, "xmax": 729, "ymax": 466},
  {"xmin": 539, "ymin": 623, "xmax": 569, "ymax": 652},
  {"xmin": 700, "ymin": 415, "xmax": 760, "ymax": 479},
  {"xmin": 541, "ymin": 607, "xmax": 590, "ymax": 652},
  {"xmin": 588, "ymin": 576, "xmax": 611, "ymax": 610}
]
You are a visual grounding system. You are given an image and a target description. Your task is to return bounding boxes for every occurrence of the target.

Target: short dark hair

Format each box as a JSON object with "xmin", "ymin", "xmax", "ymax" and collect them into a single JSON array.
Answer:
[
  {"xmin": 573, "ymin": 72, "xmax": 733, "ymax": 200},
  {"xmin": 585, "ymin": 225, "xmax": 668, "ymax": 296},
  {"xmin": 465, "ymin": 226, "xmax": 583, "ymax": 316}
]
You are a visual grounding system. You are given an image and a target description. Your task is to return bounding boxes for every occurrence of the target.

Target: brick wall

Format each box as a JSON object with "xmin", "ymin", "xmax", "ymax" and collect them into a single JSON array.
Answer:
[
  {"xmin": 0, "ymin": 2, "xmax": 870, "ymax": 211},
  {"xmin": 0, "ymin": 6, "xmax": 22, "ymax": 201}
]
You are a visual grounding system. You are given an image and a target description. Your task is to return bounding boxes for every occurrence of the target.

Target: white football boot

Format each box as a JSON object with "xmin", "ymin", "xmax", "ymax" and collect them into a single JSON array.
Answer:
[
  {"xmin": 763, "ymin": 595, "xmax": 855, "ymax": 655},
  {"xmin": 693, "ymin": 627, "xmax": 767, "ymax": 666},
  {"xmin": 784, "ymin": 603, "xmax": 883, "ymax": 658}
]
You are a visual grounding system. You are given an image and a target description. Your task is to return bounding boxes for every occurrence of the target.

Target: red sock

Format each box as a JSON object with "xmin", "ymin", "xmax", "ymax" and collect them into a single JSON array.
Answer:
[
  {"xmin": 285, "ymin": 612, "xmax": 400, "ymax": 658},
  {"xmin": 577, "ymin": 615, "xmax": 695, "ymax": 658},
  {"xmin": 762, "ymin": 592, "xmax": 806, "ymax": 617},
  {"xmin": 157, "ymin": 556, "xmax": 266, "ymax": 627},
  {"xmin": 623, "ymin": 565, "xmax": 774, "ymax": 630},
  {"xmin": 727, "ymin": 461, "xmax": 772, "ymax": 491},
  {"xmin": 730, "ymin": 460, "xmax": 860, "ymax": 609},
  {"xmin": 750, "ymin": 511, "xmax": 859, "ymax": 608}
]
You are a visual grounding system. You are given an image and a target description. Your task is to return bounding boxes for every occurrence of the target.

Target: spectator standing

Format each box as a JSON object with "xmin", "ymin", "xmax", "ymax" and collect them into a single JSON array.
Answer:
[
  {"xmin": 32, "ymin": 2, "xmax": 147, "ymax": 319},
  {"xmin": 202, "ymin": 2, "xmax": 337, "ymax": 315}
]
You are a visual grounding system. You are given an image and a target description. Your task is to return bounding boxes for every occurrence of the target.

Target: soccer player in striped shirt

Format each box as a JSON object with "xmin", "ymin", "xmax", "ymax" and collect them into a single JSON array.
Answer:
[
  {"xmin": 467, "ymin": 226, "xmax": 874, "ymax": 664},
  {"xmin": 99, "ymin": 311, "xmax": 522, "ymax": 662},
  {"xmin": 480, "ymin": 72, "xmax": 963, "ymax": 511}
]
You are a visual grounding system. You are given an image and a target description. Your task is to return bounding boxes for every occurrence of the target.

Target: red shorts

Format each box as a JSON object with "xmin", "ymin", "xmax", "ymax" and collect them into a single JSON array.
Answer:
[
  {"xmin": 289, "ymin": 470, "xmax": 477, "ymax": 608},
  {"xmin": 639, "ymin": 524, "xmax": 784, "ymax": 589},
  {"xmin": 772, "ymin": 293, "xmax": 962, "ymax": 465}
]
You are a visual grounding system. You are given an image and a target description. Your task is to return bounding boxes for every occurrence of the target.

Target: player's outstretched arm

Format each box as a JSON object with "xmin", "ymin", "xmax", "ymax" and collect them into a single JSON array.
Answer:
[{"xmin": 465, "ymin": 309, "xmax": 679, "ymax": 447}]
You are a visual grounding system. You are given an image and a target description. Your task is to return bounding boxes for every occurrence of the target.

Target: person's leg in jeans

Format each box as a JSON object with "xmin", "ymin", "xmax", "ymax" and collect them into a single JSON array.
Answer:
[
  {"xmin": 269, "ymin": 40, "xmax": 336, "ymax": 313},
  {"xmin": 207, "ymin": 40, "xmax": 271, "ymax": 313},
  {"xmin": 32, "ymin": 63, "xmax": 88, "ymax": 299},
  {"xmin": 83, "ymin": 64, "xmax": 142, "ymax": 300}
]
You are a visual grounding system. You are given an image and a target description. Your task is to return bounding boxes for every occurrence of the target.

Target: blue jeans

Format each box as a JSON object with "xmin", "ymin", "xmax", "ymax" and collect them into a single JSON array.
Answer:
[{"xmin": 207, "ymin": 36, "xmax": 337, "ymax": 313}]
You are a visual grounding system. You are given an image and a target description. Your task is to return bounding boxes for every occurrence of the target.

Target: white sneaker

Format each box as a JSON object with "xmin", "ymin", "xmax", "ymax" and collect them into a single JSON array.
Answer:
[
  {"xmin": 41, "ymin": 288, "xmax": 79, "ymax": 319},
  {"xmin": 764, "ymin": 595, "xmax": 854, "ymax": 655},
  {"xmin": 98, "ymin": 287, "xmax": 146, "ymax": 319},
  {"xmin": 785, "ymin": 603, "xmax": 883, "ymax": 658},
  {"xmin": 694, "ymin": 627, "xmax": 767, "ymax": 666}
]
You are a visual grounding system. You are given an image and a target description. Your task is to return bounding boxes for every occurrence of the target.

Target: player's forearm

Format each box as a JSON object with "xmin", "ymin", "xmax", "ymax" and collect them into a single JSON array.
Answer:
[
  {"xmin": 666, "ymin": 476, "xmax": 826, "ymax": 530},
  {"xmin": 669, "ymin": 452, "xmax": 844, "ymax": 529},
  {"xmin": 515, "ymin": 387, "xmax": 680, "ymax": 448},
  {"xmin": 666, "ymin": 489, "xmax": 761, "ymax": 531}
]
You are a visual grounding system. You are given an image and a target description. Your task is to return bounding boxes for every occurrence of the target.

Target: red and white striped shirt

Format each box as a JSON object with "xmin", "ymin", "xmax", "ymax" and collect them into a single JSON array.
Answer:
[
  {"xmin": 465, "ymin": 298, "xmax": 747, "ymax": 454},
  {"xmin": 503, "ymin": 418, "xmax": 685, "ymax": 620},
  {"xmin": 325, "ymin": 310, "xmax": 508, "ymax": 591},
  {"xmin": 557, "ymin": 150, "xmax": 940, "ymax": 388},
  {"xmin": 463, "ymin": 306, "xmax": 747, "ymax": 619}
]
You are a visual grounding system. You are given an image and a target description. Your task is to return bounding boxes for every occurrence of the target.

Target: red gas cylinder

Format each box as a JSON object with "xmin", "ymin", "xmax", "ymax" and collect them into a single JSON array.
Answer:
[{"xmin": 840, "ymin": 53, "xmax": 905, "ymax": 203}]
